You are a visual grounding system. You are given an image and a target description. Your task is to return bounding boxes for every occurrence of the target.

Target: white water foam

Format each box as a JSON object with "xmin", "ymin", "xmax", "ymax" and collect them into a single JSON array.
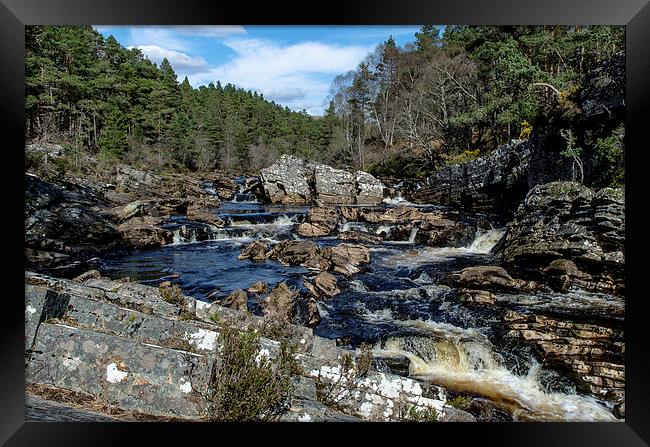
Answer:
[
  {"xmin": 375, "ymin": 319, "xmax": 617, "ymax": 422},
  {"xmin": 467, "ymin": 227, "xmax": 507, "ymax": 254}
]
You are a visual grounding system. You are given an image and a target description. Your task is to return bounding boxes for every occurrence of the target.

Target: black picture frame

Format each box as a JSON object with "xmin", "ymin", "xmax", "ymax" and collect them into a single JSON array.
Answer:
[{"xmin": 2, "ymin": 0, "xmax": 649, "ymax": 445}]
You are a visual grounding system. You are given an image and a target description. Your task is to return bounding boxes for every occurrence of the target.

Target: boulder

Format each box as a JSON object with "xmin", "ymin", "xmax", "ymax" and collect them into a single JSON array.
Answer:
[
  {"xmin": 314, "ymin": 164, "xmax": 356, "ymax": 204},
  {"xmin": 297, "ymin": 207, "xmax": 340, "ymax": 237},
  {"xmin": 355, "ymin": 171, "xmax": 384, "ymax": 205},
  {"xmin": 260, "ymin": 155, "xmax": 314, "ymax": 204},
  {"xmin": 262, "ymin": 282, "xmax": 299, "ymax": 324},
  {"xmin": 445, "ymin": 266, "xmax": 540, "ymax": 293},
  {"xmin": 324, "ymin": 244, "xmax": 371, "ymax": 276},
  {"xmin": 112, "ymin": 200, "xmax": 145, "ymax": 222},
  {"xmin": 118, "ymin": 216, "xmax": 172, "ymax": 248},
  {"xmin": 238, "ymin": 241, "xmax": 270, "ymax": 262},
  {"xmin": 220, "ymin": 289, "xmax": 249, "ymax": 313},
  {"xmin": 304, "ymin": 272, "xmax": 341, "ymax": 299},
  {"xmin": 260, "ymin": 155, "xmax": 384, "ymax": 205},
  {"xmin": 115, "ymin": 164, "xmax": 159, "ymax": 191},
  {"xmin": 456, "ymin": 289, "xmax": 497, "ymax": 305},
  {"xmin": 268, "ymin": 240, "xmax": 320, "ymax": 266}
]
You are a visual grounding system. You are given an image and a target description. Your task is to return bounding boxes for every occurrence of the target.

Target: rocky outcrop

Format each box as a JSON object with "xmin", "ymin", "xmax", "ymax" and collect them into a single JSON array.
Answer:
[
  {"xmin": 26, "ymin": 272, "xmax": 455, "ymax": 422},
  {"xmin": 407, "ymin": 55, "xmax": 625, "ymax": 211},
  {"xmin": 260, "ymin": 155, "xmax": 385, "ymax": 205},
  {"xmin": 504, "ymin": 309, "xmax": 624, "ymax": 400},
  {"xmin": 239, "ymin": 241, "xmax": 371, "ymax": 277},
  {"xmin": 501, "ymin": 182, "xmax": 624, "ymax": 294},
  {"xmin": 25, "ymin": 173, "xmax": 120, "ymax": 274},
  {"xmin": 406, "ymin": 139, "xmax": 533, "ymax": 211}
]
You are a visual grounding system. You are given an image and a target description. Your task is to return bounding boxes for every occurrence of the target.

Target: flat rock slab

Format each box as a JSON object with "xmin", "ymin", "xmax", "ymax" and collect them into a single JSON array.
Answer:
[{"xmin": 26, "ymin": 323, "xmax": 212, "ymax": 419}]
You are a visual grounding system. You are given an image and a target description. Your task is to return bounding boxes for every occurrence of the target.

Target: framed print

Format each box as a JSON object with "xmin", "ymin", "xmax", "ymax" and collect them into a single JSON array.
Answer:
[{"xmin": 2, "ymin": 0, "xmax": 649, "ymax": 445}]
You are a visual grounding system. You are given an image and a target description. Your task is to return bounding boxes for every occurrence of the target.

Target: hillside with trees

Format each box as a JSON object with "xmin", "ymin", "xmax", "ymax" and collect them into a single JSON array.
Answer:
[
  {"xmin": 26, "ymin": 25, "xmax": 333, "ymax": 173},
  {"xmin": 26, "ymin": 25, "xmax": 624, "ymax": 186}
]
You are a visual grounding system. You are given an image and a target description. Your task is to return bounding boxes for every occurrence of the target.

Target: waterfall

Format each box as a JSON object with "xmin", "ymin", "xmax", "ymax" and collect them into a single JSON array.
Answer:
[
  {"xmin": 374, "ymin": 321, "xmax": 617, "ymax": 422},
  {"xmin": 468, "ymin": 228, "xmax": 507, "ymax": 254},
  {"xmin": 408, "ymin": 226, "xmax": 419, "ymax": 244}
]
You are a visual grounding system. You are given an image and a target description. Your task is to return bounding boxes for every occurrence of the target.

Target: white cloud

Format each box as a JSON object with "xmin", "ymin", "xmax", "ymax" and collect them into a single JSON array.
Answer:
[
  {"xmin": 186, "ymin": 38, "xmax": 373, "ymax": 114},
  {"xmin": 130, "ymin": 45, "xmax": 208, "ymax": 73}
]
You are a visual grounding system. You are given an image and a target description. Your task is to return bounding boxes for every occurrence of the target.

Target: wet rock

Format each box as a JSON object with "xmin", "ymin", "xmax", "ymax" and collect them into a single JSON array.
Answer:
[
  {"xmin": 297, "ymin": 207, "xmax": 340, "ymax": 237},
  {"xmin": 262, "ymin": 282, "xmax": 299, "ymax": 324},
  {"xmin": 416, "ymin": 219, "xmax": 477, "ymax": 247},
  {"xmin": 25, "ymin": 174, "xmax": 119, "ymax": 270},
  {"xmin": 337, "ymin": 230, "xmax": 384, "ymax": 244},
  {"xmin": 445, "ymin": 266, "xmax": 540, "ymax": 293},
  {"xmin": 268, "ymin": 240, "xmax": 320, "ymax": 266},
  {"xmin": 247, "ymin": 281, "xmax": 268, "ymax": 294},
  {"xmin": 502, "ymin": 181, "xmax": 624, "ymax": 294},
  {"xmin": 466, "ymin": 398, "xmax": 513, "ymax": 422},
  {"xmin": 304, "ymin": 272, "xmax": 340, "ymax": 299},
  {"xmin": 504, "ymin": 309, "xmax": 624, "ymax": 399},
  {"xmin": 185, "ymin": 207, "xmax": 225, "ymax": 227},
  {"xmin": 220, "ymin": 289, "xmax": 249, "ymax": 313},
  {"xmin": 324, "ymin": 244, "xmax": 371, "ymax": 276},
  {"xmin": 372, "ymin": 355, "xmax": 411, "ymax": 377},
  {"xmin": 72, "ymin": 270, "xmax": 102, "ymax": 283},
  {"xmin": 238, "ymin": 241, "xmax": 270, "ymax": 262}
]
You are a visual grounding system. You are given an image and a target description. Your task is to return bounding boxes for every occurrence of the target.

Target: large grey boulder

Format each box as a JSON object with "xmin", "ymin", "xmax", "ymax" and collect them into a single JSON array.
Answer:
[
  {"xmin": 260, "ymin": 155, "xmax": 385, "ymax": 205},
  {"xmin": 260, "ymin": 155, "xmax": 314, "ymax": 204}
]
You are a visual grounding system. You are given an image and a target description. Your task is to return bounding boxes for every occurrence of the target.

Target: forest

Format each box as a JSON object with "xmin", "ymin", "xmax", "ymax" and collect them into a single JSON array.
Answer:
[{"xmin": 25, "ymin": 25, "xmax": 624, "ymax": 181}]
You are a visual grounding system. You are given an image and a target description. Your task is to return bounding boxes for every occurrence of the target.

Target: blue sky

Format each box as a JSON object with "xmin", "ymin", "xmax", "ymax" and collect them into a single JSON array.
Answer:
[{"xmin": 92, "ymin": 25, "xmax": 424, "ymax": 115}]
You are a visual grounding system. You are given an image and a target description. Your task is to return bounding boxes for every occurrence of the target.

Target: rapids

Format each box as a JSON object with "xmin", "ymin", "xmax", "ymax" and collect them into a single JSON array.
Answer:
[{"xmin": 99, "ymin": 182, "xmax": 620, "ymax": 422}]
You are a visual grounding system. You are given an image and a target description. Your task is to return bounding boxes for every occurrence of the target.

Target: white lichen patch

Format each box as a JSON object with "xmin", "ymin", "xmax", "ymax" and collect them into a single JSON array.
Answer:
[
  {"xmin": 298, "ymin": 413, "xmax": 312, "ymax": 422},
  {"xmin": 179, "ymin": 377, "xmax": 192, "ymax": 394},
  {"xmin": 26, "ymin": 305, "xmax": 37, "ymax": 315},
  {"xmin": 184, "ymin": 328, "xmax": 218, "ymax": 351},
  {"xmin": 62, "ymin": 356, "xmax": 81, "ymax": 371},
  {"xmin": 106, "ymin": 362, "xmax": 128, "ymax": 383}
]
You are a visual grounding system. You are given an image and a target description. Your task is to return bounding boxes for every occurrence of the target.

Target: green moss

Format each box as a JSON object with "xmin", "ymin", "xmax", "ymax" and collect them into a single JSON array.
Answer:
[
  {"xmin": 448, "ymin": 395, "xmax": 472, "ymax": 410},
  {"xmin": 444, "ymin": 149, "xmax": 481, "ymax": 166}
]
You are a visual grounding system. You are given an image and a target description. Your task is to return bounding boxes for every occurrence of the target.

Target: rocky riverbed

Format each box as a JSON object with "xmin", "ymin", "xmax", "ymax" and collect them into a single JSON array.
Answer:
[{"xmin": 24, "ymin": 152, "xmax": 625, "ymax": 422}]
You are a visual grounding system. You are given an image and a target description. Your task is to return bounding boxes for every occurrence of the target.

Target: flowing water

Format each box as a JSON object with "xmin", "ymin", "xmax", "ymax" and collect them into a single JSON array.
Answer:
[{"xmin": 99, "ymin": 182, "xmax": 620, "ymax": 422}]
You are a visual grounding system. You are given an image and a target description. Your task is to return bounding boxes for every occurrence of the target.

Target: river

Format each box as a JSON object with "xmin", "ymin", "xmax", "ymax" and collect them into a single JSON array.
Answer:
[{"xmin": 98, "ymin": 179, "xmax": 620, "ymax": 422}]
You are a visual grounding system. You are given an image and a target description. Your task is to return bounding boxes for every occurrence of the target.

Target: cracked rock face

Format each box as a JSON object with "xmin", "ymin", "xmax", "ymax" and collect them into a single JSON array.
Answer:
[
  {"xmin": 260, "ymin": 155, "xmax": 385, "ymax": 205},
  {"xmin": 501, "ymin": 181, "xmax": 624, "ymax": 294}
]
